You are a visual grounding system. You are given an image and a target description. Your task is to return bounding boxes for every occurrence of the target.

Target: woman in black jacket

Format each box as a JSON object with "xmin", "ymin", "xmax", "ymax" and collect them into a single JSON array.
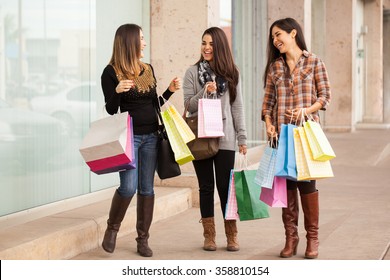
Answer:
[{"xmin": 101, "ymin": 23, "xmax": 180, "ymax": 257}]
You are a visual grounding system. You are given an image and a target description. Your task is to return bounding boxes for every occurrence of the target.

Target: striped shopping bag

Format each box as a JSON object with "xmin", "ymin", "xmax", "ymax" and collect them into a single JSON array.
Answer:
[
  {"xmin": 165, "ymin": 104, "xmax": 195, "ymax": 143},
  {"xmin": 254, "ymin": 140, "xmax": 278, "ymax": 189},
  {"xmin": 303, "ymin": 120, "xmax": 336, "ymax": 161},
  {"xmin": 198, "ymin": 98, "xmax": 225, "ymax": 138},
  {"xmin": 293, "ymin": 127, "xmax": 333, "ymax": 181}
]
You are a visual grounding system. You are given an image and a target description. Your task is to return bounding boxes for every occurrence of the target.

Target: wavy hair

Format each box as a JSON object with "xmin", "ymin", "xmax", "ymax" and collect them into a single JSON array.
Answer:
[
  {"xmin": 263, "ymin": 18, "xmax": 308, "ymax": 88},
  {"xmin": 109, "ymin": 23, "xmax": 145, "ymax": 79},
  {"xmin": 197, "ymin": 27, "xmax": 239, "ymax": 103}
]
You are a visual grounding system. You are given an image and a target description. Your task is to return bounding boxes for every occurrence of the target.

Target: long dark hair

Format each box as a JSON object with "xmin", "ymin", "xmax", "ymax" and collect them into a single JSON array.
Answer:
[
  {"xmin": 109, "ymin": 23, "xmax": 145, "ymax": 79},
  {"xmin": 263, "ymin": 18, "xmax": 308, "ymax": 88},
  {"xmin": 196, "ymin": 27, "xmax": 239, "ymax": 103}
]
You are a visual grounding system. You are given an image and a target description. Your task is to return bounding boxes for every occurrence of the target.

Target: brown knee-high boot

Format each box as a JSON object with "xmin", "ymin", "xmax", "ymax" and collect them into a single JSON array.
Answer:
[
  {"xmin": 301, "ymin": 191, "xmax": 319, "ymax": 259},
  {"xmin": 201, "ymin": 217, "xmax": 217, "ymax": 251},
  {"xmin": 136, "ymin": 194, "xmax": 155, "ymax": 257},
  {"xmin": 224, "ymin": 220, "xmax": 240, "ymax": 251},
  {"xmin": 102, "ymin": 190, "xmax": 133, "ymax": 253},
  {"xmin": 280, "ymin": 189, "xmax": 299, "ymax": 258}
]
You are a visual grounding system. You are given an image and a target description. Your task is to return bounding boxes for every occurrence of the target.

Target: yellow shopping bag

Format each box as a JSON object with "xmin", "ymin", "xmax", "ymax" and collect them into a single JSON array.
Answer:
[
  {"xmin": 161, "ymin": 110, "xmax": 194, "ymax": 165},
  {"xmin": 293, "ymin": 127, "xmax": 334, "ymax": 181},
  {"xmin": 165, "ymin": 104, "xmax": 195, "ymax": 143},
  {"xmin": 303, "ymin": 120, "xmax": 336, "ymax": 161}
]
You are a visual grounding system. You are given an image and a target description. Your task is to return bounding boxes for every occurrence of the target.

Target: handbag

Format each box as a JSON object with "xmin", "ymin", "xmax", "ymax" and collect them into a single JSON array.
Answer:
[
  {"xmin": 183, "ymin": 101, "xmax": 219, "ymax": 160},
  {"xmin": 79, "ymin": 112, "xmax": 136, "ymax": 174},
  {"xmin": 155, "ymin": 101, "xmax": 181, "ymax": 179}
]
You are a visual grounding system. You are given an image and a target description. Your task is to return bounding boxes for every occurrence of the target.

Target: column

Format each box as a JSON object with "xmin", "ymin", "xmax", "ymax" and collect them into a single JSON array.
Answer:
[
  {"xmin": 363, "ymin": 0, "xmax": 384, "ymax": 124},
  {"xmin": 150, "ymin": 0, "xmax": 219, "ymax": 172},
  {"xmin": 324, "ymin": 0, "xmax": 354, "ymax": 131}
]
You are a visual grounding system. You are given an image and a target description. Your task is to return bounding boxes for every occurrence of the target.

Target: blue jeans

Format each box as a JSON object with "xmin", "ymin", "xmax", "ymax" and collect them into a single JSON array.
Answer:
[{"xmin": 117, "ymin": 132, "xmax": 158, "ymax": 197}]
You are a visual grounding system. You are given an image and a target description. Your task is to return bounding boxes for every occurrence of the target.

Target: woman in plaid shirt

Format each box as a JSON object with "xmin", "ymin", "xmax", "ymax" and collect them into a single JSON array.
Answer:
[{"xmin": 262, "ymin": 18, "xmax": 331, "ymax": 259}]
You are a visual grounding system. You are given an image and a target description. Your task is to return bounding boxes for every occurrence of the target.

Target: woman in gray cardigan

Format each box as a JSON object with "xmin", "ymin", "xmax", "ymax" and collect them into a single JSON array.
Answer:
[{"xmin": 183, "ymin": 27, "xmax": 247, "ymax": 252}]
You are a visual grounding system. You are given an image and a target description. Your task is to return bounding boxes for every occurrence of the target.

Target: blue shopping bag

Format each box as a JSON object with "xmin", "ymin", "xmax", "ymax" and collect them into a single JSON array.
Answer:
[{"xmin": 274, "ymin": 124, "xmax": 298, "ymax": 180}]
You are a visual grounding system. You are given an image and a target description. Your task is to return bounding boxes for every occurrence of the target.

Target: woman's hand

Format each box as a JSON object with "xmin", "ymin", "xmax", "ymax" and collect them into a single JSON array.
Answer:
[
  {"xmin": 285, "ymin": 108, "xmax": 304, "ymax": 123},
  {"xmin": 266, "ymin": 123, "xmax": 277, "ymax": 138},
  {"xmin": 239, "ymin": 144, "xmax": 247, "ymax": 155},
  {"xmin": 205, "ymin": 81, "xmax": 217, "ymax": 93},
  {"xmin": 116, "ymin": 79, "xmax": 134, "ymax": 94},
  {"xmin": 168, "ymin": 77, "xmax": 181, "ymax": 92}
]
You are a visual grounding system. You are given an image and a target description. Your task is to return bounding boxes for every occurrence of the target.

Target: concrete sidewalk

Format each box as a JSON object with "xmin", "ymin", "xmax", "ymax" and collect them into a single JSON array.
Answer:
[{"xmin": 72, "ymin": 129, "xmax": 390, "ymax": 260}]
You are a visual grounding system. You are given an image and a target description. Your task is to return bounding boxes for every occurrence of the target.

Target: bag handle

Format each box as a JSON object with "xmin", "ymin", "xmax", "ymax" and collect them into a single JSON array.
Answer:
[
  {"xmin": 235, "ymin": 154, "xmax": 253, "ymax": 171},
  {"xmin": 183, "ymin": 84, "xmax": 212, "ymax": 119}
]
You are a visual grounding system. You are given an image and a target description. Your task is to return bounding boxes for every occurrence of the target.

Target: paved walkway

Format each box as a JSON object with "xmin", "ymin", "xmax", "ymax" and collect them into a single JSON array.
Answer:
[{"xmin": 72, "ymin": 129, "xmax": 390, "ymax": 260}]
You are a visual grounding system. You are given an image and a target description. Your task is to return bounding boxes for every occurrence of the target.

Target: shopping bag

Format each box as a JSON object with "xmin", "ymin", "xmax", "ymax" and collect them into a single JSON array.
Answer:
[
  {"xmin": 303, "ymin": 120, "xmax": 336, "ymax": 161},
  {"xmin": 79, "ymin": 112, "xmax": 136, "ymax": 174},
  {"xmin": 274, "ymin": 124, "xmax": 298, "ymax": 180},
  {"xmin": 260, "ymin": 177, "xmax": 287, "ymax": 207},
  {"xmin": 294, "ymin": 127, "xmax": 334, "ymax": 180},
  {"xmin": 198, "ymin": 98, "xmax": 225, "ymax": 138},
  {"xmin": 161, "ymin": 110, "xmax": 194, "ymax": 165},
  {"xmin": 225, "ymin": 170, "xmax": 239, "ymax": 220},
  {"xmin": 234, "ymin": 169, "xmax": 270, "ymax": 221},
  {"xmin": 164, "ymin": 104, "xmax": 195, "ymax": 144},
  {"xmin": 254, "ymin": 140, "xmax": 278, "ymax": 189}
]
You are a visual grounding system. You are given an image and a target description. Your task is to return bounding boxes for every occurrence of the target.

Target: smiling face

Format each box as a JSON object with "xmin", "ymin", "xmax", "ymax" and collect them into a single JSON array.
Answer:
[
  {"xmin": 271, "ymin": 26, "xmax": 296, "ymax": 54},
  {"xmin": 201, "ymin": 34, "xmax": 213, "ymax": 61},
  {"xmin": 139, "ymin": 30, "xmax": 146, "ymax": 58}
]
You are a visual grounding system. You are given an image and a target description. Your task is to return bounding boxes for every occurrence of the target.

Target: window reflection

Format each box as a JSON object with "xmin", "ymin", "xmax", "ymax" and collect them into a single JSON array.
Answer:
[{"xmin": 0, "ymin": 0, "xmax": 94, "ymax": 216}]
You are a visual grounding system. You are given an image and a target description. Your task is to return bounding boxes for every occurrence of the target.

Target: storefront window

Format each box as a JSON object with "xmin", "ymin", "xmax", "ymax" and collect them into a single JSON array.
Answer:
[{"xmin": 0, "ymin": 0, "xmax": 149, "ymax": 216}]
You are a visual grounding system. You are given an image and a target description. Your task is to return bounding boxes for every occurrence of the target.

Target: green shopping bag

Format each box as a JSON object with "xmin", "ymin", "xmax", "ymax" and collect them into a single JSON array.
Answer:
[{"xmin": 234, "ymin": 169, "xmax": 270, "ymax": 221}]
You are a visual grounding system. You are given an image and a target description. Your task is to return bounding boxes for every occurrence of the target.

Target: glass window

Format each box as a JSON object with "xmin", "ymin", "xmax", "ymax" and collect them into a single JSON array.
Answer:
[{"xmin": 0, "ymin": 0, "xmax": 149, "ymax": 216}]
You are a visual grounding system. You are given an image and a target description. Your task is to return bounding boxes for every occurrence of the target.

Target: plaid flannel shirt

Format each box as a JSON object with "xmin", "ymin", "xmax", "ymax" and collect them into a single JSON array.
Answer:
[{"xmin": 262, "ymin": 50, "xmax": 331, "ymax": 134}]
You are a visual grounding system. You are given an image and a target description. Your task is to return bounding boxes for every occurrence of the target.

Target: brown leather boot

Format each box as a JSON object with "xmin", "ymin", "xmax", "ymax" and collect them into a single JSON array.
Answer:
[
  {"xmin": 301, "ymin": 191, "xmax": 319, "ymax": 259},
  {"xmin": 224, "ymin": 220, "xmax": 240, "ymax": 251},
  {"xmin": 135, "ymin": 194, "xmax": 155, "ymax": 257},
  {"xmin": 280, "ymin": 189, "xmax": 299, "ymax": 258},
  {"xmin": 201, "ymin": 217, "xmax": 217, "ymax": 251},
  {"xmin": 102, "ymin": 190, "xmax": 132, "ymax": 253}
]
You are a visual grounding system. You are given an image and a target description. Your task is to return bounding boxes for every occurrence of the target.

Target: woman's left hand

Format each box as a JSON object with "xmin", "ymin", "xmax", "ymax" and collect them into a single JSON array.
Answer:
[
  {"xmin": 169, "ymin": 77, "xmax": 181, "ymax": 92},
  {"xmin": 285, "ymin": 108, "xmax": 305, "ymax": 123},
  {"xmin": 239, "ymin": 144, "xmax": 247, "ymax": 155}
]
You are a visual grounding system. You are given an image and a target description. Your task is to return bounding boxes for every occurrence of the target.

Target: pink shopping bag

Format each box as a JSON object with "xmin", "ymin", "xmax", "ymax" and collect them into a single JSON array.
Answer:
[
  {"xmin": 225, "ymin": 170, "xmax": 239, "ymax": 220},
  {"xmin": 259, "ymin": 177, "xmax": 287, "ymax": 207},
  {"xmin": 80, "ymin": 113, "xmax": 135, "ymax": 174},
  {"xmin": 198, "ymin": 98, "xmax": 224, "ymax": 138}
]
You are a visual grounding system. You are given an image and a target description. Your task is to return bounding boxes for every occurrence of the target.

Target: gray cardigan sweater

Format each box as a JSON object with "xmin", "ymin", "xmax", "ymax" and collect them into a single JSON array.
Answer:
[{"xmin": 183, "ymin": 65, "xmax": 247, "ymax": 151}]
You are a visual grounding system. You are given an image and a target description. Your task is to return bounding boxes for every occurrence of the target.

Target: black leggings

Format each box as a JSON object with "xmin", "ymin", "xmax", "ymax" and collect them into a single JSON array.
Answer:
[
  {"xmin": 287, "ymin": 179, "xmax": 317, "ymax": 194},
  {"xmin": 192, "ymin": 150, "xmax": 235, "ymax": 218}
]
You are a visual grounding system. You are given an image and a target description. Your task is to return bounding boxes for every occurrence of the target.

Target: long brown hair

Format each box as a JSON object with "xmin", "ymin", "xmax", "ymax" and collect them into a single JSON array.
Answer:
[
  {"xmin": 263, "ymin": 18, "xmax": 308, "ymax": 88},
  {"xmin": 197, "ymin": 27, "xmax": 239, "ymax": 103},
  {"xmin": 109, "ymin": 23, "xmax": 146, "ymax": 79}
]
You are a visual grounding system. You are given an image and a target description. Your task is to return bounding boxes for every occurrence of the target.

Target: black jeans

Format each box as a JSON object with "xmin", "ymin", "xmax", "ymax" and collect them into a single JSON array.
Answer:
[
  {"xmin": 192, "ymin": 150, "xmax": 235, "ymax": 218},
  {"xmin": 287, "ymin": 179, "xmax": 317, "ymax": 194}
]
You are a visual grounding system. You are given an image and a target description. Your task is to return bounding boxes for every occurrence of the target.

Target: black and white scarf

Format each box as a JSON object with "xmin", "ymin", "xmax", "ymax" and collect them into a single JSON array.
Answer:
[{"xmin": 198, "ymin": 60, "xmax": 227, "ymax": 97}]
